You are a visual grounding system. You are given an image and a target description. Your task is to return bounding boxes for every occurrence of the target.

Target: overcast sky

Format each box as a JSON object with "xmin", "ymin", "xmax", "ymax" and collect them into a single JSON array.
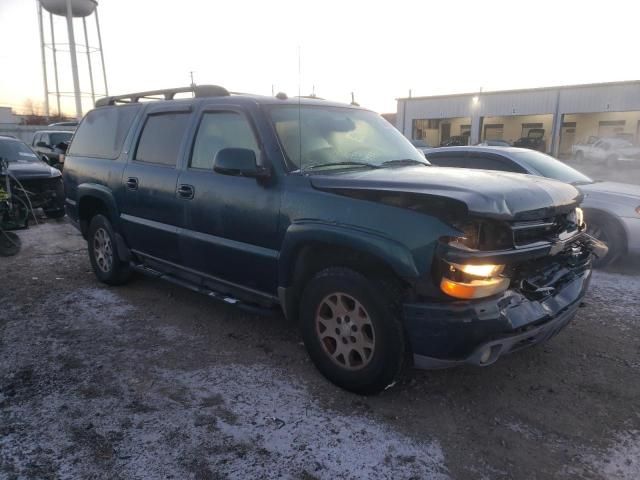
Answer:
[{"xmin": 0, "ymin": 0, "xmax": 638, "ymax": 116}]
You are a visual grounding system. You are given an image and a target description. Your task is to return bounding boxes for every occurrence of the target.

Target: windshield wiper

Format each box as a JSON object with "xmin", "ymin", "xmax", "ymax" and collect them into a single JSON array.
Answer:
[
  {"xmin": 303, "ymin": 161, "xmax": 381, "ymax": 171},
  {"xmin": 381, "ymin": 159, "xmax": 429, "ymax": 167}
]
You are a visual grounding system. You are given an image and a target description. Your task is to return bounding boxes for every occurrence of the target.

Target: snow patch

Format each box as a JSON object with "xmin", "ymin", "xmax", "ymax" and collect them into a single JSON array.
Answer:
[
  {"xmin": 585, "ymin": 430, "xmax": 640, "ymax": 480},
  {"xmin": 112, "ymin": 364, "xmax": 449, "ymax": 479}
]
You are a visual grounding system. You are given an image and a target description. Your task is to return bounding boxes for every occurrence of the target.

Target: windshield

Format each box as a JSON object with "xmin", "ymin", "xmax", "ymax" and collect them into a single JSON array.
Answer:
[
  {"xmin": 0, "ymin": 139, "xmax": 41, "ymax": 163},
  {"xmin": 50, "ymin": 132, "xmax": 73, "ymax": 145},
  {"xmin": 269, "ymin": 106, "xmax": 427, "ymax": 171},
  {"xmin": 511, "ymin": 149, "xmax": 593, "ymax": 184}
]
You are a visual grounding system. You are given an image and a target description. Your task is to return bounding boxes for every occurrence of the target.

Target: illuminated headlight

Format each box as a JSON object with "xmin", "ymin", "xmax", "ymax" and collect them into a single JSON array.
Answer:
[
  {"xmin": 440, "ymin": 262, "xmax": 509, "ymax": 300},
  {"xmin": 451, "ymin": 263, "xmax": 504, "ymax": 278}
]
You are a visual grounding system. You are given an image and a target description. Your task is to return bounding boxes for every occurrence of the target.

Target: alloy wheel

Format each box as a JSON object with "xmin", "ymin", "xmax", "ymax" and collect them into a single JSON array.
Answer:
[
  {"xmin": 315, "ymin": 292, "xmax": 375, "ymax": 370},
  {"xmin": 93, "ymin": 227, "xmax": 113, "ymax": 273}
]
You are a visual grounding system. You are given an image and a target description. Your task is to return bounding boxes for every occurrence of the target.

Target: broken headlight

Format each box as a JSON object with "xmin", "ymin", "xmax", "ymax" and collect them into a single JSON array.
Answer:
[{"xmin": 449, "ymin": 219, "xmax": 512, "ymax": 251}]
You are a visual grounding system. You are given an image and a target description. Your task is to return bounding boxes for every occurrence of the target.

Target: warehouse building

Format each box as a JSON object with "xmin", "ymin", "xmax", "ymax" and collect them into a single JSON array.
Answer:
[{"xmin": 396, "ymin": 80, "xmax": 640, "ymax": 156}]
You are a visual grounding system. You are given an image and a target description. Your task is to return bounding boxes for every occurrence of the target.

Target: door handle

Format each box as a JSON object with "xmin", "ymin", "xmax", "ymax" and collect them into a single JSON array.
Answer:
[
  {"xmin": 177, "ymin": 184, "xmax": 195, "ymax": 199},
  {"xmin": 126, "ymin": 177, "xmax": 138, "ymax": 190}
]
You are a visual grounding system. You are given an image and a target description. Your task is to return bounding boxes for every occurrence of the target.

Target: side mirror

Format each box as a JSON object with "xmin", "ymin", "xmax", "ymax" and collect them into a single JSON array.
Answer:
[
  {"xmin": 36, "ymin": 141, "xmax": 49, "ymax": 148},
  {"xmin": 213, "ymin": 148, "xmax": 268, "ymax": 178}
]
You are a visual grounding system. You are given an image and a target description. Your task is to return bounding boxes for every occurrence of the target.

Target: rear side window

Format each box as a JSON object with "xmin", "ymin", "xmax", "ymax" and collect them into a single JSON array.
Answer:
[
  {"xmin": 69, "ymin": 105, "xmax": 139, "ymax": 158},
  {"xmin": 190, "ymin": 112, "xmax": 259, "ymax": 170},
  {"xmin": 467, "ymin": 154, "xmax": 523, "ymax": 172},
  {"xmin": 427, "ymin": 153, "xmax": 468, "ymax": 168},
  {"xmin": 134, "ymin": 112, "xmax": 190, "ymax": 166}
]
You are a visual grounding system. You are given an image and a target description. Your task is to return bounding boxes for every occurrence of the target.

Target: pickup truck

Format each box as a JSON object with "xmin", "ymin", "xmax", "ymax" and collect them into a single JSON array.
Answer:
[
  {"xmin": 572, "ymin": 137, "xmax": 640, "ymax": 166},
  {"xmin": 63, "ymin": 85, "xmax": 603, "ymax": 394},
  {"xmin": 513, "ymin": 128, "xmax": 546, "ymax": 152}
]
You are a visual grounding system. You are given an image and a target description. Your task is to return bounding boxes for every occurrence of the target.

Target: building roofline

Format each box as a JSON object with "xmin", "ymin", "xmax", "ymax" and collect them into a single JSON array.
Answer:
[{"xmin": 396, "ymin": 79, "xmax": 640, "ymax": 102}]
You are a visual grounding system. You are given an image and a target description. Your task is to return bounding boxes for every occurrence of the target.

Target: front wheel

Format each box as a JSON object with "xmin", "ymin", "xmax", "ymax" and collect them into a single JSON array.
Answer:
[
  {"xmin": 299, "ymin": 267, "xmax": 406, "ymax": 395},
  {"xmin": 586, "ymin": 212, "xmax": 625, "ymax": 268},
  {"xmin": 87, "ymin": 214, "xmax": 131, "ymax": 285}
]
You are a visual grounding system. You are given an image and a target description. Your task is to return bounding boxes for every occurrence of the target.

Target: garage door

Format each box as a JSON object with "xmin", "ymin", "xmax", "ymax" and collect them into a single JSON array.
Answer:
[{"xmin": 484, "ymin": 124, "xmax": 504, "ymax": 140}]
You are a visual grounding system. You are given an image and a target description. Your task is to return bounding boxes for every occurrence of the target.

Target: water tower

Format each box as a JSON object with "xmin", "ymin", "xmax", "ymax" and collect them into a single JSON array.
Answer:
[{"xmin": 37, "ymin": 0, "xmax": 108, "ymax": 119}]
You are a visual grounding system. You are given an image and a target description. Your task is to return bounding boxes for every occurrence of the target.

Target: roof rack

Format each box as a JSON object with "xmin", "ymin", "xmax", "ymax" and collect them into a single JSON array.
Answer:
[{"xmin": 95, "ymin": 85, "xmax": 231, "ymax": 107}]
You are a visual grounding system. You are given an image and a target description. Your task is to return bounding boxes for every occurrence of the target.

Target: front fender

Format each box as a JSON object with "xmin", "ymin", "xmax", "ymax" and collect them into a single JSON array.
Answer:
[{"xmin": 278, "ymin": 220, "xmax": 421, "ymax": 287}]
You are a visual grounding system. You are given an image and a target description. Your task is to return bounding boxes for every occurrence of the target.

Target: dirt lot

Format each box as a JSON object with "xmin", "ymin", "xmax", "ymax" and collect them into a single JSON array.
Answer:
[{"xmin": 1, "ymin": 219, "xmax": 639, "ymax": 480}]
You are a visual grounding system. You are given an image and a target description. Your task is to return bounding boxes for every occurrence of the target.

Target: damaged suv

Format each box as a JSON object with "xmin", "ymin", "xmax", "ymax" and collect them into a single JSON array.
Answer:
[{"xmin": 63, "ymin": 86, "xmax": 605, "ymax": 394}]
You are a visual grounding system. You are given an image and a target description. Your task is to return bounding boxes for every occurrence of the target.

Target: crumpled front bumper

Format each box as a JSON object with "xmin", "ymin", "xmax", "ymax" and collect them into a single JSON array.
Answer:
[{"xmin": 404, "ymin": 237, "xmax": 599, "ymax": 369}]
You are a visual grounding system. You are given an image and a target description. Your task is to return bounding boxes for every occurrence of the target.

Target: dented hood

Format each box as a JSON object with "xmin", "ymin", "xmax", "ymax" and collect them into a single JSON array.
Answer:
[{"xmin": 310, "ymin": 166, "xmax": 582, "ymax": 220}]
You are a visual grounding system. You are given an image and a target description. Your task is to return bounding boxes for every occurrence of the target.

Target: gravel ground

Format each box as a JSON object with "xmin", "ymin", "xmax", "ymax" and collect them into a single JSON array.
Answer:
[{"xmin": 1, "ymin": 220, "xmax": 639, "ymax": 480}]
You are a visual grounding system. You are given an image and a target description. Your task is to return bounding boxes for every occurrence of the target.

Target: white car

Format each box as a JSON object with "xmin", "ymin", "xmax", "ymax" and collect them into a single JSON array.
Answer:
[{"xmin": 572, "ymin": 137, "xmax": 640, "ymax": 166}]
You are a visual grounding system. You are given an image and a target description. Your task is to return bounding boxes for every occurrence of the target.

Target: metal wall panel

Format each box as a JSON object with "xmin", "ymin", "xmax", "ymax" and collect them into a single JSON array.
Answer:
[{"xmin": 558, "ymin": 84, "xmax": 640, "ymax": 114}]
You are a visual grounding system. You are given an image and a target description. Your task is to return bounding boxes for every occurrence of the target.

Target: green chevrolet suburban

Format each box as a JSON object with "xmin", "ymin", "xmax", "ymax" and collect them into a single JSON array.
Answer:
[{"xmin": 63, "ymin": 85, "xmax": 606, "ymax": 393}]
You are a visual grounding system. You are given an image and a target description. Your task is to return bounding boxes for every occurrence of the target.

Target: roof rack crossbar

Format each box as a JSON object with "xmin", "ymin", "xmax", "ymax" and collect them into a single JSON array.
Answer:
[{"xmin": 95, "ymin": 85, "xmax": 231, "ymax": 107}]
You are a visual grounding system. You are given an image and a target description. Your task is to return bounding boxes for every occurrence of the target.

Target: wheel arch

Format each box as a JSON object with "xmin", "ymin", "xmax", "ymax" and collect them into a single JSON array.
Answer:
[
  {"xmin": 583, "ymin": 207, "xmax": 628, "ymax": 254},
  {"xmin": 277, "ymin": 222, "xmax": 419, "ymax": 320},
  {"xmin": 76, "ymin": 183, "xmax": 120, "ymax": 238}
]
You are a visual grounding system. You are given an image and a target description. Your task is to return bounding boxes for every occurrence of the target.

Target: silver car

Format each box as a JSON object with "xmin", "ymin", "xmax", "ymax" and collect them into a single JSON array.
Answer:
[{"xmin": 425, "ymin": 146, "xmax": 640, "ymax": 267}]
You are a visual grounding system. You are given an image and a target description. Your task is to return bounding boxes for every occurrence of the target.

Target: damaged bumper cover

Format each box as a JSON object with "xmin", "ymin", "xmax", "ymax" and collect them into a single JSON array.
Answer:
[{"xmin": 404, "ymin": 234, "xmax": 604, "ymax": 369}]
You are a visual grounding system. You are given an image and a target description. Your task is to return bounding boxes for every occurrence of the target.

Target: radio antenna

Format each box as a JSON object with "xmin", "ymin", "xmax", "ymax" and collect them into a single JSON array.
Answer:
[{"xmin": 298, "ymin": 45, "xmax": 302, "ymax": 168}]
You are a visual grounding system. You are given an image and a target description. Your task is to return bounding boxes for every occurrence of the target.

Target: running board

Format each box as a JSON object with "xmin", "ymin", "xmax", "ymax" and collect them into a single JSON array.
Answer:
[{"xmin": 131, "ymin": 264, "xmax": 278, "ymax": 316}]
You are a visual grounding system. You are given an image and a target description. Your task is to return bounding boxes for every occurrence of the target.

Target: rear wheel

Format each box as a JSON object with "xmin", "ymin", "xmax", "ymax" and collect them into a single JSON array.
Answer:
[
  {"xmin": 586, "ymin": 212, "xmax": 625, "ymax": 268},
  {"xmin": 87, "ymin": 214, "xmax": 131, "ymax": 285},
  {"xmin": 299, "ymin": 267, "xmax": 405, "ymax": 395},
  {"xmin": 606, "ymin": 155, "xmax": 618, "ymax": 168}
]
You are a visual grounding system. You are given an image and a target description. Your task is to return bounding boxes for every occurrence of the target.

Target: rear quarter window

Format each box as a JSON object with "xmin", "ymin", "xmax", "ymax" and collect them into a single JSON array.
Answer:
[{"xmin": 68, "ymin": 105, "xmax": 140, "ymax": 159}]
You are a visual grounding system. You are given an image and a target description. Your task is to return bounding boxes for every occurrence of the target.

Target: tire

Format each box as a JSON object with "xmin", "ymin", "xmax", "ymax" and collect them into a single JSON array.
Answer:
[
  {"xmin": 586, "ymin": 212, "xmax": 625, "ymax": 268},
  {"xmin": 299, "ymin": 267, "xmax": 405, "ymax": 395},
  {"xmin": 87, "ymin": 214, "xmax": 131, "ymax": 285},
  {"xmin": 574, "ymin": 151, "xmax": 583, "ymax": 163}
]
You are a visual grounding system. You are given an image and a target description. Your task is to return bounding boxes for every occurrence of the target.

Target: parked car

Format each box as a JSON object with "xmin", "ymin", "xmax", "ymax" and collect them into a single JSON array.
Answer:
[
  {"xmin": 477, "ymin": 139, "xmax": 511, "ymax": 147},
  {"xmin": 0, "ymin": 135, "xmax": 65, "ymax": 220},
  {"xmin": 63, "ymin": 85, "xmax": 603, "ymax": 394},
  {"xmin": 572, "ymin": 137, "xmax": 640, "ymax": 166},
  {"xmin": 513, "ymin": 128, "xmax": 546, "ymax": 152},
  {"xmin": 425, "ymin": 146, "xmax": 639, "ymax": 267},
  {"xmin": 410, "ymin": 139, "xmax": 432, "ymax": 152},
  {"xmin": 439, "ymin": 135, "xmax": 468, "ymax": 147},
  {"xmin": 32, "ymin": 130, "xmax": 73, "ymax": 170}
]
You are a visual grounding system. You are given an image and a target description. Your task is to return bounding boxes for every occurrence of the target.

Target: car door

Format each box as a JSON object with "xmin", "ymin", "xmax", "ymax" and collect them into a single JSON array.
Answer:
[
  {"xmin": 177, "ymin": 106, "xmax": 281, "ymax": 294},
  {"xmin": 35, "ymin": 133, "xmax": 52, "ymax": 160},
  {"xmin": 591, "ymin": 140, "xmax": 609, "ymax": 162},
  {"xmin": 119, "ymin": 105, "xmax": 192, "ymax": 265}
]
